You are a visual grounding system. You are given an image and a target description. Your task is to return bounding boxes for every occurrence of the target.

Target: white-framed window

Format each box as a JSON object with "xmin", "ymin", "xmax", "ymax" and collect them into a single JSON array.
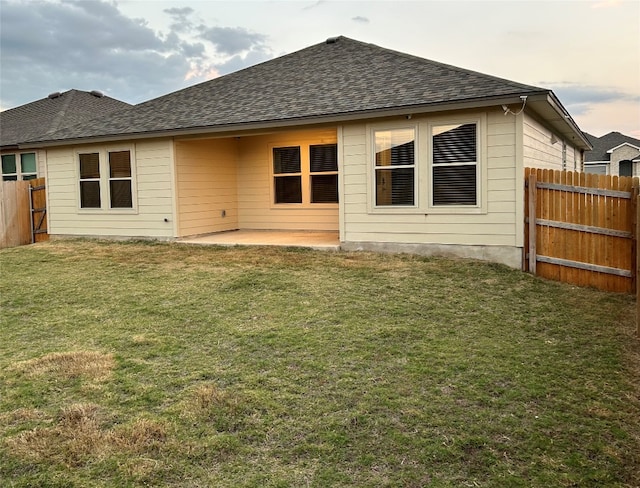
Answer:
[
  {"xmin": 431, "ymin": 122, "xmax": 479, "ymax": 207},
  {"xmin": 272, "ymin": 143, "xmax": 339, "ymax": 205},
  {"xmin": 108, "ymin": 150, "xmax": 133, "ymax": 208},
  {"xmin": 77, "ymin": 147, "xmax": 135, "ymax": 211},
  {"xmin": 273, "ymin": 146, "xmax": 302, "ymax": 204},
  {"xmin": 367, "ymin": 116, "xmax": 485, "ymax": 214},
  {"xmin": 309, "ymin": 144, "xmax": 338, "ymax": 203},
  {"xmin": 2, "ymin": 152, "xmax": 37, "ymax": 181},
  {"xmin": 373, "ymin": 128, "xmax": 416, "ymax": 207},
  {"xmin": 79, "ymin": 152, "xmax": 101, "ymax": 208}
]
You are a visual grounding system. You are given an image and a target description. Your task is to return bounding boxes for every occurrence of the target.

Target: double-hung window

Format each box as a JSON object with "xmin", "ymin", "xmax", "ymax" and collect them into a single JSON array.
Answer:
[
  {"xmin": 78, "ymin": 149, "xmax": 134, "ymax": 210},
  {"xmin": 310, "ymin": 144, "xmax": 338, "ymax": 203},
  {"xmin": 109, "ymin": 151, "xmax": 133, "ymax": 208},
  {"xmin": 2, "ymin": 152, "xmax": 37, "ymax": 181},
  {"xmin": 273, "ymin": 146, "xmax": 302, "ymax": 204},
  {"xmin": 272, "ymin": 143, "xmax": 339, "ymax": 205},
  {"xmin": 431, "ymin": 123, "xmax": 478, "ymax": 206},
  {"xmin": 79, "ymin": 153, "xmax": 101, "ymax": 208},
  {"xmin": 374, "ymin": 128, "xmax": 415, "ymax": 206}
]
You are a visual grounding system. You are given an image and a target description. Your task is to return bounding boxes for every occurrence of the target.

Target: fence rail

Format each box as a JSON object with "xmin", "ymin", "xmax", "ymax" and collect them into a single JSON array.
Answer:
[{"xmin": 525, "ymin": 168, "xmax": 639, "ymax": 294}]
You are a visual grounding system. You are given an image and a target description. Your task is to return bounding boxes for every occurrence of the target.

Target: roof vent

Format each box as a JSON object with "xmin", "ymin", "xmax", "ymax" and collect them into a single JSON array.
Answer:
[
  {"xmin": 48, "ymin": 92, "xmax": 61, "ymax": 99},
  {"xmin": 326, "ymin": 36, "xmax": 340, "ymax": 44},
  {"xmin": 90, "ymin": 90, "xmax": 104, "ymax": 98}
]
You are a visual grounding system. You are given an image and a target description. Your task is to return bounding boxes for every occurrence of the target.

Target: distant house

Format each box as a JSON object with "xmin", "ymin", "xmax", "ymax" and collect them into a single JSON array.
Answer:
[
  {"xmin": 584, "ymin": 132, "xmax": 640, "ymax": 176},
  {"xmin": 9, "ymin": 37, "xmax": 591, "ymax": 268},
  {"xmin": 0, "ymin": 90, "xmax": 131, "ymax": 181}
]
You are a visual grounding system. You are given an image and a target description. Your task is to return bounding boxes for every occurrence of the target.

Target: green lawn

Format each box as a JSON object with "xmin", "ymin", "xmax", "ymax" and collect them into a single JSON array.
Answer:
[{"xmin": 1, "ymin": 239, "xmax": 638, "ymax": 487}]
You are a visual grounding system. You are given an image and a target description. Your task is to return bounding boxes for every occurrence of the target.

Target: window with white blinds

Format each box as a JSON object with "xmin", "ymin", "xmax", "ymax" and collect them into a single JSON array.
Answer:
[
  {"xmin": 432, "ymin": 123, "xmax": 477, "ymax": 206},
  {"xmin": 374, "ymin": 128, "xmax": 415, "ymax": 206}
]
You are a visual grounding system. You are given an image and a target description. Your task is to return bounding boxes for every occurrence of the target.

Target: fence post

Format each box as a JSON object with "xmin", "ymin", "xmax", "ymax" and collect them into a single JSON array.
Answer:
[
  {"xmin": 637, "ymin": 193, "xmax": 640, "ymax": 337},
  {"xmin": 528, "ymin": 172, "xmax": 537, "ymax": 274}
]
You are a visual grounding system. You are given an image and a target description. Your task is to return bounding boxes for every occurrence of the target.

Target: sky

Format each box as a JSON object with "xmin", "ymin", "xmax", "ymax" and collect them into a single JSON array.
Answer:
[{"xmin": 1, "ymin": 0, "xmax": 639, "ymax": 138}]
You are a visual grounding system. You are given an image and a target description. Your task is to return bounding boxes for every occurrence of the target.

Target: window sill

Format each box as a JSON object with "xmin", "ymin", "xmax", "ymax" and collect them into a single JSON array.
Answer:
[
  {"xmin": 270, "ymin": 203, "xmax": 339, "ymax": 210},
  {"xmin": 77, "ymin": 208, "xmax": 139, "ymax": 215},
  {"xmin": 368, "ymin": 206, "xmax": 487, "ymax": 215}
]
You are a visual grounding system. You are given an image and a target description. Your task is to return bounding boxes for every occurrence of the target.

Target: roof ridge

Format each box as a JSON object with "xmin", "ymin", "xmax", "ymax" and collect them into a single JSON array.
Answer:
[{"xmin": 46, "ymin": 89, "xmax": 77, "ymax": 135}]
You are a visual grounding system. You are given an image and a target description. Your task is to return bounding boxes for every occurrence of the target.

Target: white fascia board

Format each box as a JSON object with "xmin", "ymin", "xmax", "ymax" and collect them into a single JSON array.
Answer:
[{"xmin": 606, "ymin": 142, "xmax": 640, "ymax": 153}]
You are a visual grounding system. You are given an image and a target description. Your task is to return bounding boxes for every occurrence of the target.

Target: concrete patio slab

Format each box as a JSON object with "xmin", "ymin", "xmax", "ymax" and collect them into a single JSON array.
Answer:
[{"xmin": 178, "ymin": 230, "xmax": 340, "ymax": 250}]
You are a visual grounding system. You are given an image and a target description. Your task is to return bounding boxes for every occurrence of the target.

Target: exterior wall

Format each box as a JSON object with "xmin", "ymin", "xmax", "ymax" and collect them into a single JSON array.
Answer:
[
  {"xmin": 236, "ymin": 129, "xmax": 339, "ymax": 231},
  {"xmin": 339, "ymin": 108, "xmax": 522, "ymax": 268},
  {"xmin": 46, "ymin": 139, "xmax": 175, "ymax": 238},
  {"xmin": 523, "ymin": 113, "xmax": 564, "ymax": 169},
  {"xmin": 584, "ymin": 163, "xmax": 609, "ymax": 175},
  {"xmin": 175, "ymin": 138, "xmax": 239, "ymax": 237},
  {"xmin": 609, "ymin": 145, "xmax": 640, "ymax": 176},
  {"xmin": 522, "ymin": 113, "xmax": 584, "ymax": 172}
]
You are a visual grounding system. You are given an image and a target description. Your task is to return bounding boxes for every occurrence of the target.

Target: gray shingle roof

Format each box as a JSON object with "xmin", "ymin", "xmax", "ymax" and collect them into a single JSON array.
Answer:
[
  {"xmin": 584, "ymin": 131, "xmax": 640, "ymax": 161},
  {"xmin": 0, "ymin": 90, "xmax": 131, "ymax": 148},
  {"xmin": 39, "ymin": 36, "xmax": 548, "ymax": 143}
]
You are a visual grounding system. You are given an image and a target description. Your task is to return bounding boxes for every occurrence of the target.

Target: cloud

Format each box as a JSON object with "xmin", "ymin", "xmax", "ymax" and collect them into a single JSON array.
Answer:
[
  {"xmin": 352, "ymin": 16, "xmax": 369, "ymax": 23},
  {"xmin": 0, "ymin": 0, "xmax": 273, "ymax": 109},
  {"xmin": 545, "ymin": 82, "xmax": 640, "ymax": 115},
  {"xmin": 303, "ymin": 1, "xmax": 325, "ymax": 11},
  {"xmin": 197, "ymin": 26, "xmax": 267, "ymax": 56},
  {"xmin": 215, "ymin": 48, "xmax": 273, "ymax": 76},
  {"xmin": 164, "ymin": 6, "xmax": 195, "ymax": 33},
  {"xmin": 0, "ymin": 0, "xmax": 204, "ymax": 106}
]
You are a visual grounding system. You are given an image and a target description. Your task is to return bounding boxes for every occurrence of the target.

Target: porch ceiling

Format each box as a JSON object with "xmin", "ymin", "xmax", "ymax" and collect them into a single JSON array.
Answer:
[{"xmin": 178, "ymin": 230, "xmax": 340, "ymax": 250}]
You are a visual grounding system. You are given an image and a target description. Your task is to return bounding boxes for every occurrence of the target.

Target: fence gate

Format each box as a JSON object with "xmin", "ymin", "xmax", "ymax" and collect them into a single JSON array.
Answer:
[
  {"xmin": 30, "ymin": 177, "xmax": 49, "ymax": 243},
  {"xmin": 525, "ymin": 168, "xmax": 639, "ymax": 293}
]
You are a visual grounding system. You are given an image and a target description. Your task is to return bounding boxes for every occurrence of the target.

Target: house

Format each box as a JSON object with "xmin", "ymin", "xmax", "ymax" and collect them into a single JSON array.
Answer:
[
  {"xmin": 584, "ymin": 132, "xmax": 640, "ymax": 176},
  {"xmin": 13, "ymin": 37, "xmax": 591, "ymax": 268},
  {"xmin": 0, "ymin": 90, "xmax": 131, "ymax": 181}
]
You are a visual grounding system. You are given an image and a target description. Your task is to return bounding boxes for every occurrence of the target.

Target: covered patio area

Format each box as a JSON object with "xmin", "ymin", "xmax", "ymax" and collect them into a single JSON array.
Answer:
[{"xmin": 178, "ymin": 230, "xmax": 340, "ymax": 250}]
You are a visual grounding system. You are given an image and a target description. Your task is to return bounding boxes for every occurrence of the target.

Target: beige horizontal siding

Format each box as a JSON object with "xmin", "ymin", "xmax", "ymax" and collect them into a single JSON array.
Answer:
[
  {"xmin": 340, "ymin": 109, "xmax": 519, "ymax": 248},
  {"xmin": 175, "ymin": 138, "xmax": 238, "ymax": 237},
  {"xmin": 46, "ymin": 140, "xmax": 175, "ymax": 238},
  {"xmin": 237, "ymin": 129, "xmax": 339, "ymax": 231},
  {"xmin": 523, "ymin": 113, "xmax": 563, "ymax": 169}
]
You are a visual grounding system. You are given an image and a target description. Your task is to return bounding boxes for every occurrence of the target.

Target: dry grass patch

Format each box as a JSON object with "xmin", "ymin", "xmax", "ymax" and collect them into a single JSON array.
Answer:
[
  {"xmin": 6, "ymin": 403, "xmax": 107, "ymax": 467},
  {"xmin": 10, "ymin": 351, "xmax": 114, "ymax": 381},
  {"xmin": 5, "ymin": 403, "xmax": 167, "ymax": 469}
]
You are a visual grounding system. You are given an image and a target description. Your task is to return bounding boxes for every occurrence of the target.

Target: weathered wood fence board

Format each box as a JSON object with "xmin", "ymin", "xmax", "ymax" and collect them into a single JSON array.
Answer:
[
  {"xmin": 0, "ymin": 180, "xmax": 32, "ymax": 248},
  {"xmin": 0, "ymin": 177, "xmax": 48, "ymax": 249},
  {"xmin": 525, "ymin": 168, "xmax": 639, "ymax": 294}
]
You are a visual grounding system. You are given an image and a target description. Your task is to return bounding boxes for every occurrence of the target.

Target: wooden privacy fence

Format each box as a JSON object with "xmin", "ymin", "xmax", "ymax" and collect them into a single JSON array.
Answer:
[
  {"xmin": 0, "ymin": 177, "xmax": 48, "ymax": 249},
  {"xmin": 525, "ymin": 168, "xmax": 639, "ymax": 294}
]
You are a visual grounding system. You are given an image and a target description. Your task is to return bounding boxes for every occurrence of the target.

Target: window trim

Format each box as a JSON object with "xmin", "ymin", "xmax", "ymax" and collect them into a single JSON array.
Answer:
[
  {"xmin": 272, "ymin": 146, "xmax": 303, "ymax": 204},
  {"xmin": 426, "ymin": 114, "xmax": 487, "ymax": 214},
  {"xmin": 269, "ymin": 141, "xmax": 339, "ymax": 209},
  {"xmin": 309, "ymin": 143, "xmax": 339, "ymax": 204},
  {"xmin": 1, "ymin": 151, "xmax": 38, "ymax": 181},
  {"xmin": 366, "ymin": 121, "xmax": 420, "ymax": 214},
  {"xmin": 75, "ymin": 145, "xmax": 138, "ymax": 214},
  {"xmin": 366, "ymin": 115, "xmax": 487, "ymax": 215}
]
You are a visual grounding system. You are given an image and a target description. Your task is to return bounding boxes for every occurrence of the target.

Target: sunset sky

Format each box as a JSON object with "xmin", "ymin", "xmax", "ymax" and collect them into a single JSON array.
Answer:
[{"xmin": 1, "ymin": 0, "xmax": 638, "ymax": 138}]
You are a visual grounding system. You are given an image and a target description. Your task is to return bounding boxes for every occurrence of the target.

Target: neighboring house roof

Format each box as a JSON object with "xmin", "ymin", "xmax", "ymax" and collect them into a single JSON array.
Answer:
[
  {"xmin": 0, "ymin": 89, "xmax": 132, "ymax": 149},
  {"xmin": 584, "ymin": 131, "xmax": 640, "ymax": 162},
  {"xmin": 34, "ymin": 36, "xmax": 554, "ymax": 144}
]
